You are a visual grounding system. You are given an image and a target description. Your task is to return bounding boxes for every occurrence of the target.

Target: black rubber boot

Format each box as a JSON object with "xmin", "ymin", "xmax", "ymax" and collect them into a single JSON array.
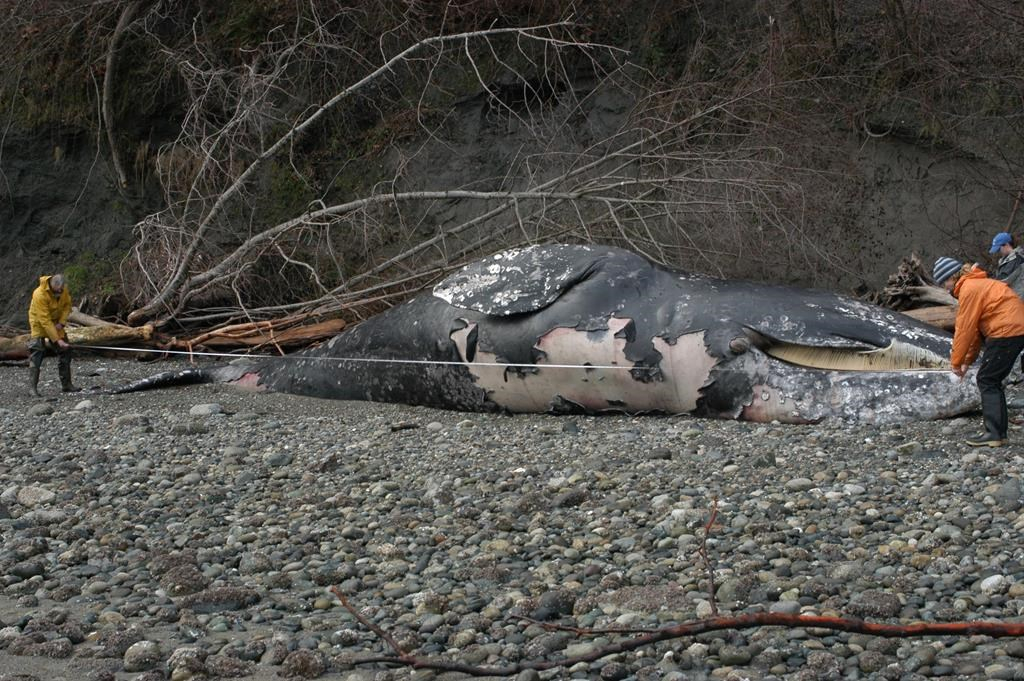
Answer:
[
  {"xmin": 28, "ymin": 367, "xmax": 40, "ymax": 397},
  {"xmin": 968, "ymin": 392, "xmax": 1008, "ymax": 446},
  {"xmin": 966, "ymin": 433, "xmax": 1007, "ymax": 447},
  {"xmin": 58, "ymin": 361, "xmax": 80, "ymax": 393}
]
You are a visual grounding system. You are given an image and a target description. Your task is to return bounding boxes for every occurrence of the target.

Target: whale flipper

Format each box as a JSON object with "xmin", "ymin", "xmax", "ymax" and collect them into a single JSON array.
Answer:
[{"xmin": 433, "ymin": 244, "xmax": 648, "ymax": 316}]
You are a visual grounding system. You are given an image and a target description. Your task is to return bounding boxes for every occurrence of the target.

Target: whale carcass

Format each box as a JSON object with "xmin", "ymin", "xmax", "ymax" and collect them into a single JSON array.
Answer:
[{"xmin": 114, "ymin": 244, "xmax": 978, "ymax": 423}]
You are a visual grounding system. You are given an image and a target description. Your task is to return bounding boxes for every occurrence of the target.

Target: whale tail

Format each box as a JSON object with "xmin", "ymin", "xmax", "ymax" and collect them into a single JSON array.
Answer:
[
  {"xmin": 106, "ymin": 368, "xmax": 212, "ymax": 394},
  {"xmin": 106, "ymin": 363, "xmax": 258, "ymax": 394}
]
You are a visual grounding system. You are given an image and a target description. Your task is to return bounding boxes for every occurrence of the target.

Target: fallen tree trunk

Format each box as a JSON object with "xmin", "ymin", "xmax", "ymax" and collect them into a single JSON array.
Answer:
[
  {"xmin": 868, "ymin": 254, "xmax": 958, "ymax": 331},
  {"xmin": 901, "ymin": 285, "xmax": 957, "ymax": 308},
  {"xmin": 901, "ymin": 306, "xmax": 956, "ymax": 331},
  {"xmin": 868, "ymin": 254, "xmax": 954, "ymax": 310},
  {"xmin": 0, "ymin": 323, "xmax": 154, "ymax": 360},
  {"xmin": 1, "ymin": 314, "xmax": 347, "ymax": 359},
  {"xmin": 69, "ymin": 308, "xmax": 117, "ymax": 327},
  {"xmin": 170, "ymin": 317, "xmax": 347, "ymax": 352}
]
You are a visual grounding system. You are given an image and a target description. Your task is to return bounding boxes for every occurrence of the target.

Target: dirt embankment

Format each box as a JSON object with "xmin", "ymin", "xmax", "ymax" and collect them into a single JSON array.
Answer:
[{"xmin": 0, "ymin": 128, "xmax": 152, "ymax": 328}]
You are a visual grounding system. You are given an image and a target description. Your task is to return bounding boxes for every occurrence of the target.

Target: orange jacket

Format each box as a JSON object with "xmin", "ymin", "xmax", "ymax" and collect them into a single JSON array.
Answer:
[
  {"xmin": 951, "ymin": 265, "xmax": 1024, "ymax": 367},
  {"xmin": 28, "ymin": 275, "xmax": 71, "ymax": 342}
]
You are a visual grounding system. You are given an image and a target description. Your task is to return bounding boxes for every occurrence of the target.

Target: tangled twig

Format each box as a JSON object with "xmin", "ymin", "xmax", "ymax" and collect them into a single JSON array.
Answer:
[
  {"xmin": 697, "ymin": 495, "xmax": 720, "ymax": 616},
  {"xmin": 329, "ymin": 586, "xmax": 409, "ymax": 659}
]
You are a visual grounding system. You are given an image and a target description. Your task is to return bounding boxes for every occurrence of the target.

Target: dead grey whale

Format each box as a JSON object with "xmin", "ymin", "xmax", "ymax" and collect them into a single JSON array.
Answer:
[{"xmin": 113, "ymin": 244, "xmax": 978, "ymax": 423}]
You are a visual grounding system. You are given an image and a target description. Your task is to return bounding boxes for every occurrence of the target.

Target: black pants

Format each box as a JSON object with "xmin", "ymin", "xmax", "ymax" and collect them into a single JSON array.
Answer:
[
  {"xmin": 977, "ymin": 336, "xmax": 1024, "ymax": 439},
  {"xmin": 28, "ymin": 338, "xmax": 71, "ymax": 372}
]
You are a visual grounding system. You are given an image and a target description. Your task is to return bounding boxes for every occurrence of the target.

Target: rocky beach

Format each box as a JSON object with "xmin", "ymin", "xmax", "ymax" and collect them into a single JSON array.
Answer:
[{"xmin": 2, "ymin": 357, "xmax": 1024, "ymax": 680}]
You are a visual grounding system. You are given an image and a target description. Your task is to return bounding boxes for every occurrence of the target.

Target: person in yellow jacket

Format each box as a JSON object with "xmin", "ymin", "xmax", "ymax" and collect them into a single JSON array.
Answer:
[
  {"xmin": 933, "ymin": 257, "xmax": 1024, "ymax": 447},
  {"xmin": 27, "ymin": 273, "xmax": 80, "ymax": 396}
]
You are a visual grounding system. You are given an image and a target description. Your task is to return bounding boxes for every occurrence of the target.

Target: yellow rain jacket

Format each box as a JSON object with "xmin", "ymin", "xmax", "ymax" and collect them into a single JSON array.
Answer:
[
  {"xmin": 28, "ymin": 275, "xmax": 71, "ymax": 342},
  {"xmin": 951, "ymin": 265, "xmax": 1024, "ymax": 367}
]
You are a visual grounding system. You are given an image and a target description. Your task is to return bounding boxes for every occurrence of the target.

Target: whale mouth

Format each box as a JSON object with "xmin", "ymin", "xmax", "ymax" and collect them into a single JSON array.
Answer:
[
  {"xmin": 762, "ymin": 338, "xmax": 950, "ymax": 372},
  {"xmin": 736, "ymin": 340, "xmax": 972, "ymax": 424}
]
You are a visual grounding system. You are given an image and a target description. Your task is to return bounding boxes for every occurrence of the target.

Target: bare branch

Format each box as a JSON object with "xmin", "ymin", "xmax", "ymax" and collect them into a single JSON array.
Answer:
[
  {"xmin": 127, "ymin": 21, "xmax": 585, "ymax": 324},
  {"xmin": 334, "ymin": 606, "xmax": 1024, "ymax": 677},
  {"xmin": 102, "ymin": 0, "xmax": 143, "ymax": 190}
]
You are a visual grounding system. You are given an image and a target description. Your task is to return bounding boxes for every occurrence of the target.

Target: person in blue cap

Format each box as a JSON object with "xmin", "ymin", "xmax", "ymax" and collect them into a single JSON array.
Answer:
[
  {"xmin": 990, "ymin": 232, "xmax": 1024, "ymax": 378},
  {"xmin": 991, "ymin": 232, "xmax": 1024, "ymax": 299}
]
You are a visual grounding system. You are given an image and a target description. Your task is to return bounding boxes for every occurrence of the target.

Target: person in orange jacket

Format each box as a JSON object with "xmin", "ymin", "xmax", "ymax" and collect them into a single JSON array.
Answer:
[
  {"xmin": 933, "ymin": 257, "xmax": 1024, "ymax": 446},
  {"xmin": 27, "ymin": 273, "xmax": 80, "ymax": 396}
]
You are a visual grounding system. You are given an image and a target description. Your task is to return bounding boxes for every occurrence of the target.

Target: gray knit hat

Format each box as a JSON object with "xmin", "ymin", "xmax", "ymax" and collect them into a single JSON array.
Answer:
[{"xmin": 932, "ymin": 257, "xmax": 962, "ymax": 285}]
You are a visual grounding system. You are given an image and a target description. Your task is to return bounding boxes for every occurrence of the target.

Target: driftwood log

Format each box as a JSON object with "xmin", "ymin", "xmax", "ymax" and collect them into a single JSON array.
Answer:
[
  {"xmin": 1, "ymin": 307, "xmax": 346, "ymax": 359},
  {"xmin": 0, "ymin": 323, "xmax": 155, "ymax": 360},
  {"xmin": 169, "ymin": 317, "xmax": 347, "ymax": 352},
  {"xmin": 901, "ymin": 305, "xmax": 955, "ymax": 331},
  {"xmin": 869, "ymin": 254, "xmax": 957, "ymax": 332},
  {"xmin": 69, "ymin": 309, "xmax": 117, "ymax": 327}
]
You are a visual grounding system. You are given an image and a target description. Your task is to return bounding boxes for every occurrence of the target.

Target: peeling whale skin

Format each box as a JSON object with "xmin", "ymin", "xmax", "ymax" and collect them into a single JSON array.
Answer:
[{"xmin": 115, "ymin": 245, "xmax": 979, "ymax": 423}]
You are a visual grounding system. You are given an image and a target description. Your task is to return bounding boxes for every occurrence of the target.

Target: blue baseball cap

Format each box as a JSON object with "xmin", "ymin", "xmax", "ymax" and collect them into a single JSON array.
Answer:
[{"xmin": 990, "ymin": 232, "xmax": 1013, "ymax": 253}]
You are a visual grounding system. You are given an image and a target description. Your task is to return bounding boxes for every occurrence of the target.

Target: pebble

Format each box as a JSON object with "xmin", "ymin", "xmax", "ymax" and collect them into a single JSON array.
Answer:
[
  {"xmin": 979, "ymin": 575, "xmax": 1009, "ymax": 595},
  {"xmin": 26, "ymin": 403, "xmax": 53, "ymax": 417},
  {"xmin": 188, "ymin": 403, "xmax": 224, "ymax": 416},
  {"xmin": 0, "ymin": 358, "xmax": 1023, "ymax": 680},
  {"xmin": 123, "ymin": 640, "xmax": 161, "ymax": 671},
  {"xmin": 15, "ymin": 485, "xmax": 55, "ymax": 507},
  {"xmin": 784, "ymin": 477, "xmax": 814, "ymax": 492},
  {"xmin": 263, "ymin": 451, "xmax": 293, "ymax": 467}
]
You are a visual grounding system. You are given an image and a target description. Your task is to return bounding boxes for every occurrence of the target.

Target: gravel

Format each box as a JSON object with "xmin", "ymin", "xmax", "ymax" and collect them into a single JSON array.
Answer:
[{"xmin": 2, "ymin": 357, "xmax": 1024, "ymax": 680}]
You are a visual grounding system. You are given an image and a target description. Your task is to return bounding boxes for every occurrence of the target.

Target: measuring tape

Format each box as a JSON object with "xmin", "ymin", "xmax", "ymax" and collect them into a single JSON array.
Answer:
[
  {"xmin": 73, "ymin": 344, "xmax": 639, "ymax": 372},
  {"xmin": 71, "ymin": 344, "xmax": 958, "ymax": 375}
]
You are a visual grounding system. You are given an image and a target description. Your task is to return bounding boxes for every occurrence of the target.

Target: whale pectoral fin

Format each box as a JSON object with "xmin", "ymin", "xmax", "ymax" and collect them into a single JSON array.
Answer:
[{"xmin": 433, "ymin": 244, "xmax": 631, "ymax": 315}]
